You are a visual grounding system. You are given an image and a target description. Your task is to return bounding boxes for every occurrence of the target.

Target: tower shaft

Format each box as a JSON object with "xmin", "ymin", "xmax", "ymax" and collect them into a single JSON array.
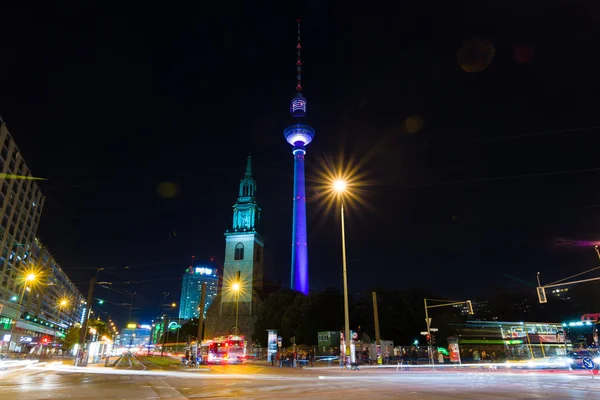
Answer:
[{"xmin": 291, "ymin": 150, "xmax": 308, "ymax": 295}]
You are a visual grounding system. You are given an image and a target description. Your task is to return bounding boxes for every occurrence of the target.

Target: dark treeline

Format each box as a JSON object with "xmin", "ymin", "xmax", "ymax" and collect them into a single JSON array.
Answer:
[{"xmin": 251, "ymin": 282, "xmax": 600, "ymax": 348}]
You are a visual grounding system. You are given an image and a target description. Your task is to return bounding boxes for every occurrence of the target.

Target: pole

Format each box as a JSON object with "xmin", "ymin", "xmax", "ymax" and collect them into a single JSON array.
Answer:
[
  {"xmin": 160, "ymin": 315, "xmax": 169, "ymax": 357},
  {"xmin": 234, "ymin": 270, "xmax": 240, "ymax": 333},
  {"xmin": 197, "ymin": 282, "xmax": 207, "ymax": 358},
  {"xmin": 424, "ymin": 299, "xmax": 433, "ymax": 365},
  {"xmin": 7, "ymin": 284, "xmax": 28, "ymax": 354},
  {"xmin": 176, "ymin": 319, "xmax": 180, "ymax": 353},
  {"xmin": 341, "ymin": 202, "xmax": 351, "ymax": 369},
  {"xmin": 372, "ymin": 292, "xmax": 381, "ymax": 346},
  {"xmin": 78, "ymin": 276, "xmax": 97, "ymax": 352},
  {"xmin": 126, "ymin": 291, "xmax": 136, "ymax": 322},
  {"xmin": 147, "ymin": 323, "xmax": 153, "ymax": 356}
]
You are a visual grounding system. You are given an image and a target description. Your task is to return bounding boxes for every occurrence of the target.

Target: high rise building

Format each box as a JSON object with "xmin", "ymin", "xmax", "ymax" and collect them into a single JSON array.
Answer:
[
  {"xmin": 178, "ymin": 265, "xmax": 218, "ymax": 320},
  {"xmin": 0, "ymin": 120, "xmax": 45, "ymax": 298},
  {"xmin": 0, "ymin": 120, "xmax": 85, "ymax": 353},
  {"xmin": 284, "ymin": 20, "xmax": 314, "ymax": 295},
  {"xmin": 205, "ymin": 156, "xmax": 264, "ymax": 341}
]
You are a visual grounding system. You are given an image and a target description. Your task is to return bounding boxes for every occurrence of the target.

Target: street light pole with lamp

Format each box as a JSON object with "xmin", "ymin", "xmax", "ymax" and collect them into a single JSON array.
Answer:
[
  {"xmin": 232, "ymin": 274, "xmax": 241, "ymax": 334},
  {"xmin": 6, "ymin": 273, "xmax": 36, "ymax": 354},
  {"xmin": 333, "ymin": 179, "xmax": 352, "ymax": 369}
]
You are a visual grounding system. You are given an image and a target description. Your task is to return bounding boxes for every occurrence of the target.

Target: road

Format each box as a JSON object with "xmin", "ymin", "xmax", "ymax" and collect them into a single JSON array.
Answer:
[{"xmin": 1, "ymin": 362, "xmax": 599, "ymax": 399}]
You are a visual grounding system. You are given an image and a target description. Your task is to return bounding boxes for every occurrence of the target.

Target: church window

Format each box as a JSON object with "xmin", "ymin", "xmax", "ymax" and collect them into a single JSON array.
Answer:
[
  {"xmin": 255, "ymin": 245, "xmax": 261, "ymax": 262},
  {"xmin": 234, "ymin": 243, "xmax": 244, "ymax": 260}
]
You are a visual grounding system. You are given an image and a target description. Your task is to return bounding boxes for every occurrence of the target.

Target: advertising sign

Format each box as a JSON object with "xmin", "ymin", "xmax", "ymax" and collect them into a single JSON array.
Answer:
[
  {"xmin": 267, "ymin": 330, "xmax": 278, "ymax": 360},
  {"xmin": 277, "ymin": 336, "xmax": 282, "ymax": 348},
  {"xmin": 448, "ymin": 342, "xmax": 461, "ymax": 363}
]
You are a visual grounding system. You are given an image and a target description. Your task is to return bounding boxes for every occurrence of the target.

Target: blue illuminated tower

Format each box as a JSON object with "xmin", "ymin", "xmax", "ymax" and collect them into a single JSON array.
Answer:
[{"xmin": 284, "ymin": 19, "xmax": 314, "ymax": 296}]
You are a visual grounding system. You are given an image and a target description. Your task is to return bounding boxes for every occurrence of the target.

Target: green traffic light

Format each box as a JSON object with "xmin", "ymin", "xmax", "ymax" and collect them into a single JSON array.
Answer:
[{"xmin": 98, "ymin": 299, "xmax": 104, "ymax": 304}]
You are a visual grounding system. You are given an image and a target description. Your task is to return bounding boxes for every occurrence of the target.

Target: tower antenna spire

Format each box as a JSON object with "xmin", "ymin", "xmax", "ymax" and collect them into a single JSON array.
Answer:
[{"xmin": 296, "ymin": 19, "xmax": 302, "ymax": 92}]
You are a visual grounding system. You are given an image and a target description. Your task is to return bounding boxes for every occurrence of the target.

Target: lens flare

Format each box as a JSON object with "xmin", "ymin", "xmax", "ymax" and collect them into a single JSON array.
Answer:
[{"xmin": 309, "ymin": 151, "xmax": 374, "ymax": 220}]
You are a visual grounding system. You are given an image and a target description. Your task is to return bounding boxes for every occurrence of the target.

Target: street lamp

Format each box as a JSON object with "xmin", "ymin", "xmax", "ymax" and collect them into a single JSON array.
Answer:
[
  {"xmin": 5, "ymin": 273, "xmax": 36, "ymax": 354},
  {"xmin": 232, "ymin": 279, "xmax": 241, "ymax": 334},
  {"xmin": 333, "ymin": 179, "xmax": 351, "ymax": 369}
]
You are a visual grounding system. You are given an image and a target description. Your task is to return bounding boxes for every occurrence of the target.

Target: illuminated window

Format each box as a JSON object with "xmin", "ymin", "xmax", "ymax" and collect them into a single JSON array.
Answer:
[
  {"xmin": 291, "ymin": 99, "xmax": 306, "ymax": 113},
  {"xmin": 234, "ymin": 243, "xmax": 244, "ymax": 261}
]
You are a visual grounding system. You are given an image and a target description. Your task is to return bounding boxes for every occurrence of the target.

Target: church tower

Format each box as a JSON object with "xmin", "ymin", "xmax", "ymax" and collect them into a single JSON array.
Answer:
[
  {"xmin": 206, "ymin": 156, "xmax": 264, "ymax": 341},
  {"xmin": 222, "ymin": 154, "xmax": 264, "ymax": 311}
]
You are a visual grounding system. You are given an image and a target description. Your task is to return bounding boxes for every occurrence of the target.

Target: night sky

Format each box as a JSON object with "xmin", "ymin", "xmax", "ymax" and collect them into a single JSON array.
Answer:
[{"xmin": 2, "ymin": 2, "xmax": 600, "ymax": 326}]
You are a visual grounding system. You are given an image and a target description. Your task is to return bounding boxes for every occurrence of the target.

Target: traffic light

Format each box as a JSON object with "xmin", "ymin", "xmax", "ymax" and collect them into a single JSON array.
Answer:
[
  {"xmin": 426, "ymin": 334, "xmax": 431, "ymax": 343},
  {"xmin": 466, "ymin": 300, "xmax": 474, "ymax": 315},
  {"xmin": 98, "ymin": 299, "xmax": 104, "ymax": 304},
  {"xmin": 536, "ymin": 287, "xmax": 547, "ymax": 304}
]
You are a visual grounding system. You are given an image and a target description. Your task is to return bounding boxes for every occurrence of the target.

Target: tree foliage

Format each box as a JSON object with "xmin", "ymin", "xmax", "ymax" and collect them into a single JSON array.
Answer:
[
  {"xmin": 252, "ymin": 289, "xmax": 299, "ymax": 347},
  {"xmin": 61, "ymin": 326, "xmax": 80, "ymax": 351}
]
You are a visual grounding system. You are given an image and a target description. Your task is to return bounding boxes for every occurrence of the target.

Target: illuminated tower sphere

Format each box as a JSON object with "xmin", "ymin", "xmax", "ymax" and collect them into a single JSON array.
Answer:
[{"xmin": 284, "ymin": 19, "xmax": 314, "ymax": 296}]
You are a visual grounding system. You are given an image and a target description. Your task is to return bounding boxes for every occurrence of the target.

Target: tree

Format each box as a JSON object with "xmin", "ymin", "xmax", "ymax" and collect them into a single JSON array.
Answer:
[
  {"xmin": 87, "ymin": 319, "xmax": 109, "ymax": 338},
  {"xmin": 61, "ymin": 326, "xmax": 80, "ymax": 353},
  {"xmin": 252, "ymin": 289, "xmax": 299, "ymax": 347}
]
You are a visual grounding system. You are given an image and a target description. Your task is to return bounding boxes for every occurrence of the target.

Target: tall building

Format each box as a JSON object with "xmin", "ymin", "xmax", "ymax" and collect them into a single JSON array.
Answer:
[
  {"xmin": 284, "ymin": 20, "xmax": 314, "ymax": 295},
  {"xmin": 205, "ymin": 156, "xmax": 264, "ymax": 342},
  {"xmin": 178, "ymin": 264, "xmax": 218, "ymax": 320},
  {"xmin": 0, "ymin": 120, "xmax": 45, "ymax": 299},
  {"xmin": 0, "ymin": 120, "xmax": 85, "ymax": 353},
  {"xmin": 120, "ymin": 324, "xmax": 151, "ymax": 348}
]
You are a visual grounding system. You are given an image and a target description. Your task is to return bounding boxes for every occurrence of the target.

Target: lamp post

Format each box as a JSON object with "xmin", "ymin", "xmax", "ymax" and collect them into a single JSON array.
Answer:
[
  {"xmin": 6, "ymin": 273, "xmax": 36, "ymax": 354},
  {"xmin": 334, "ymin": 179, "xmax": 351, "ymax": 369},
  {"xmin": 232, "ymin": 278, "xmax": 240, "ymax": 334}
]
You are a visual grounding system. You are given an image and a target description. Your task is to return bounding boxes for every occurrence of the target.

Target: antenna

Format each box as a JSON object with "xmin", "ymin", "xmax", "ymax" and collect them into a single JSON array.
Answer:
[{"xmin": 296, "ymin": 19, "xmax": 302, "ymax": 92}]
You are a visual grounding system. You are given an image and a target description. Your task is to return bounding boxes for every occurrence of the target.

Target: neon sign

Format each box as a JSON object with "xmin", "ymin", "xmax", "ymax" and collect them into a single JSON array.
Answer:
[{"xmin": 195, "ymin": 267, "xmax": 214, "ymax": 275}]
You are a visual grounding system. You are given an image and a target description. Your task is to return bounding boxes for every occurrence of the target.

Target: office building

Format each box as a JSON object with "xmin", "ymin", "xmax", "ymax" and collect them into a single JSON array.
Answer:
[
  {"xmin": 179, "ymin": 264, "xmax": 218, "ymax": 320},
  {"xmin": 0, "ymin": 120, "xmax": 84, "ymax": 353}
]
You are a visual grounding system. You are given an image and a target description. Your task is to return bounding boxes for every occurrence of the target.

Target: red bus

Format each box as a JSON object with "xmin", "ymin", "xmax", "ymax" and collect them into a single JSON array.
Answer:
[{"xmin": 205, "ymin": 335, "xmax": 246, "ymax": 364}]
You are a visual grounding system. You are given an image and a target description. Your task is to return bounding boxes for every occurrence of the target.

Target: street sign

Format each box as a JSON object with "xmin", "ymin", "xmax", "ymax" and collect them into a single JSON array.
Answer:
[
  {"xmin": 420, "ymin": 331, "xmax": 428, "ymax": 335},
  {"xmin": 582, "ymin": 357, "xmax": 595, "ymax": 371},
  {"xmin": 430, "ymin": 328, "xmax": 439, "ymax": 332}
]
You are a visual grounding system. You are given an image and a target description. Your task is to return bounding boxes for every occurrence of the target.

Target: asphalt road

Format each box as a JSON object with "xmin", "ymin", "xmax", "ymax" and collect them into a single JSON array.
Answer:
[{"xmin": 1, "ymin": 362, "xmax": 600, "ymax": 399}]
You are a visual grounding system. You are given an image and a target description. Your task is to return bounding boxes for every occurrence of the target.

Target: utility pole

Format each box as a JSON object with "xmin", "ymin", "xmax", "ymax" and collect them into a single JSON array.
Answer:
[
  {"xmin": 125, "ymin": 291, "xmax": 136, "ymax": 322},
  {"xmin": 78, "ymin": 276, "xmax": 97, "ymax": 361},
  {"xmin": 196, "ymin": 282, "xmax": 207, "ymax": 358},
  {"xmin": 160, "ymin": 315, "xmax": 169, "ymax": 357},
  {"xmin": 372, "ymin": 292, "xmax": 381, "ymax": 346}
]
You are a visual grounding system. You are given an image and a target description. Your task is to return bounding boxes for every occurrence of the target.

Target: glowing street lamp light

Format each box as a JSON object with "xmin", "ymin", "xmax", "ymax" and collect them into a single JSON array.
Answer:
[
  {"xmin": 5, "ymin": 272, "xmax": 37, "ymax": 355},
  {"xmin": 231, "ymin": 275, "xmax": 241, "ymax": 334},
  {"xmin": 333, "ymin": 179, "xmax": 347, "ymax": 193},
  {"xmin": 333, "ymin": 179, "xmax": 352, "ymax": 369}
]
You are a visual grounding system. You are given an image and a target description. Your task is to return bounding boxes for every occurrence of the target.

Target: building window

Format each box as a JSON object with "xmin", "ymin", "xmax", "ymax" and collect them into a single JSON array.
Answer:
[{"xmin": 234, "ymin": 243, "xmax": 244, "ymax": 260}]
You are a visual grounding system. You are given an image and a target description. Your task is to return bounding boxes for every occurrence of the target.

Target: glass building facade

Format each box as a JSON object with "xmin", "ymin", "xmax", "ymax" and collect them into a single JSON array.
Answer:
[{"xmin": 179, "ymin": 265, "xmax": 218, "ymax": 320}]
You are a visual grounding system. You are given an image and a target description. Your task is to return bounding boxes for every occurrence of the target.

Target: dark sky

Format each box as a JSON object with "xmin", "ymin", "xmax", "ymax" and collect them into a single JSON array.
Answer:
[{"xmin": 2, "ymin": 1, "xmax": 600, "ymax": 326}]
